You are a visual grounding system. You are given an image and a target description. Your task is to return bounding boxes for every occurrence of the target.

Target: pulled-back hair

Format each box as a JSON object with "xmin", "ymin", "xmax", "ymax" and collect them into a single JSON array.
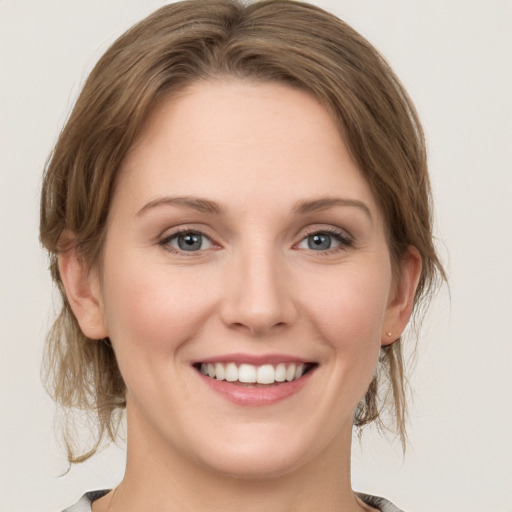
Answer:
[{"xmin": 40, "ymin": 0, "xmax": 445, "ymax": 463}]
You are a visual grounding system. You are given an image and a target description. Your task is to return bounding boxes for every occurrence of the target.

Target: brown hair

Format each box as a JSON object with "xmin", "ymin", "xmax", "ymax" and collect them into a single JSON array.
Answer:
[{"xmin": 40, "ymin": 0, "xmax": 445, "ymax": 463}]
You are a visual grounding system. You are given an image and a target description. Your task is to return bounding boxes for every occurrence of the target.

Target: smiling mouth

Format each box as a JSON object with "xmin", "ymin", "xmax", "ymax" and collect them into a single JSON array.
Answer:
[{"xmin": 193, "ymin": 362, "xmax": 317, "ymax": 386}]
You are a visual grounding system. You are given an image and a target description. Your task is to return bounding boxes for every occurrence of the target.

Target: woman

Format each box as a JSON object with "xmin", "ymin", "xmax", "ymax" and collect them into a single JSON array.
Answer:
[{"xmin": 40, "ymin": 1, "xmax": 445, "ymax": 511}]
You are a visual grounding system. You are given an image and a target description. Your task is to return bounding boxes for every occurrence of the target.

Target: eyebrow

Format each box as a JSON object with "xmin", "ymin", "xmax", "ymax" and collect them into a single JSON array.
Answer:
[
  {"xmin": 136, "ymin": 195, "xmax": 372, "ymax": 222},
  {"xmin": 136, "ymin": 196, "xmax": 224, "ymax": 216},
  {"xmin": 293, "ymin": 197, "xmax": 373, "ymax": 222}
]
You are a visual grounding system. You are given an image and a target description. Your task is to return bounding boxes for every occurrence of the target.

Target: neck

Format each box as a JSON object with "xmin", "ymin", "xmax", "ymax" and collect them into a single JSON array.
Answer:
[{"xmin": 95, "ymin": 405, "xmax": 367, "ymax": 512}]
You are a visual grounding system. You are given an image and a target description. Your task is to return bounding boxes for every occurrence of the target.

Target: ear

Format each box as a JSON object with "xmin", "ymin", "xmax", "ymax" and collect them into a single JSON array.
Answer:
[
  {"xmin": 58, "ymin": 231, "xmax": 108, "ymax": 340},
  {"xmin": 381, "ymin": 246, "xmax": 422, "ymax": 346}
]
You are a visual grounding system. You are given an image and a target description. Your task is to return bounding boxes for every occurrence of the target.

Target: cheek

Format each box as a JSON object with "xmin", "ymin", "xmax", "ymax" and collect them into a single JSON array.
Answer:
[
  {"xmin": 303, "ymin": 263, "xmax": 391, "ymax": 385},
  {"xmin": 100, "ymin": 257, "xmax": 219, "ymax": 359},
  {"xmin": 309, "ymin": 267, "xmax": 389, "ymax": 341}
]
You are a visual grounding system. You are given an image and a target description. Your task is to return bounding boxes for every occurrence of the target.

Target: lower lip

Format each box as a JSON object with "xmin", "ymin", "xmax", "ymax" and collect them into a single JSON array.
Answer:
[{"xmin": 197, "ymin": 368, "xmax": 315, "ymax": 406}]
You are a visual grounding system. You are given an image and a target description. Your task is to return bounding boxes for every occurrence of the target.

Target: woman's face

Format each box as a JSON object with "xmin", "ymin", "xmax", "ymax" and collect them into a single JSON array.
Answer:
[{"xmin": 92, "ymin": 80, "xmax": 409, "ymax": 477}]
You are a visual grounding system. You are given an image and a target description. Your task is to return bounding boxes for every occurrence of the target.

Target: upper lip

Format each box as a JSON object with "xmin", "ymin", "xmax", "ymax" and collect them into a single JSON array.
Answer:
[{"xmin": 192, "ymin": 353, "xmax": 314, "ymax": 366}]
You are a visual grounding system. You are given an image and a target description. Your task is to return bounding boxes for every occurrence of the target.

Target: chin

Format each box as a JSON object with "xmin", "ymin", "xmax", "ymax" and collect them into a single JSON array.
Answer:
[
  {"xmin": 199, "ymin": 448, "xmax": 307, "ymax": 481},
  {"xmin": 184, "ymin": 423, "xmax": 321, "ymax": 480}
]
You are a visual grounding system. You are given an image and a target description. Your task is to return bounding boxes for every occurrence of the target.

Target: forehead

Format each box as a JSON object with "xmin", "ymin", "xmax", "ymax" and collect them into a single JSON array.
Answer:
[{"xmin": 115, "ymin": 79, "xmax": 380, "ymax": 218}]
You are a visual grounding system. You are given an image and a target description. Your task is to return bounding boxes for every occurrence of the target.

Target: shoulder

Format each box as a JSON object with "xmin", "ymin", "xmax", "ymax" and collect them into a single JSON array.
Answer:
[
  {"xmin": 356, "ymin": 492, "xmax": 407, "ymax": 512},
  {"xmin": 60, "ymin": 490, "xmax": 111, "ymax": 512}
]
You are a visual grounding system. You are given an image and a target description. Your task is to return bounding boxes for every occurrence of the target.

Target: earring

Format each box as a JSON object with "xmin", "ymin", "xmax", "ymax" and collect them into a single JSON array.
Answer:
[{"xmin": 386, "ymin": 331, "xmax": 392, "ymax": 337}]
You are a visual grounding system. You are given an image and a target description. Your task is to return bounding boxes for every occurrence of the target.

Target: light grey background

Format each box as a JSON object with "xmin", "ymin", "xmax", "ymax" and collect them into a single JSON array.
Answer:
[{"xmin": 1, "ymin": 1, "xmax": 511, "ymax": 511}]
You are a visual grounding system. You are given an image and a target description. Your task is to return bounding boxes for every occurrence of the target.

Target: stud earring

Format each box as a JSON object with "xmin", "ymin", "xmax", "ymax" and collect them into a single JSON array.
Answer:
[{"xmin": 386, "ymin": 331, "xmax": 392, "ymax": 337}]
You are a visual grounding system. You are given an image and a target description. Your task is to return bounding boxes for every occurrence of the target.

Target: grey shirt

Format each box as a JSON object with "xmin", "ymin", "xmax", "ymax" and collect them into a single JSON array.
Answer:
[{"xmin": 61, "ymin": 489, "xmax": 406, "ymax": 512}]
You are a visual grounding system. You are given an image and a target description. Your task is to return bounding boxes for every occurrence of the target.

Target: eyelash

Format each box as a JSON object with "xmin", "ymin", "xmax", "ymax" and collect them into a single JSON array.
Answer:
[
  {"xmin": 159, "ymin": 228, "xmax": 217, "ymax": 255},
  {"xmin": 158, "ymin": 227, "xmax": 354, "ymax": 255},
  {"xmin": 295, "ymin": 227, "xmax": 354, "ymax": 253}
]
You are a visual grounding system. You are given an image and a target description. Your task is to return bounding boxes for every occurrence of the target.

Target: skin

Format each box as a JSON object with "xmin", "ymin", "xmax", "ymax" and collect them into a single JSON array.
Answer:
[{"xmin": 60, "ymin": 80, "xmax": 421, "ymax": 512}]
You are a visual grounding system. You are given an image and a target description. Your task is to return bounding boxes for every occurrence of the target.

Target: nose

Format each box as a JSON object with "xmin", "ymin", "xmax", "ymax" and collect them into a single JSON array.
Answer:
[{"xmin": 220, "ymin": 248, "xmax": 297, "ymax": 336}]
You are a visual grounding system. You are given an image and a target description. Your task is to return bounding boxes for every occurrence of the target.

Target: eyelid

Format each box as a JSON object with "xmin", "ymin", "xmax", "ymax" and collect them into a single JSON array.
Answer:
[
  {"xmin": 294, "ymin": 225, "xmax": 354, "ymax": 251},
  {"xmin": 157, "ymin": 224, "xmax": 354, "ymax": 255},
  {"xmin": 159, "ymin": 226, "xmax": 221, "ymax": 255}
]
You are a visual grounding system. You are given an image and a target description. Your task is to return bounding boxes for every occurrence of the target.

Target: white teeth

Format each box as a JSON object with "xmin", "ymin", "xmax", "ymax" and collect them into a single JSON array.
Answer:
[
  {"xmin": 256, "ymin": 364, "xmax": 275, "ymax": 384},
  {"xmin": 198, "ymin": 361, "xmax": 311, "ymax": 384},
  {"xmin": 275, "ymin": 363, "xmax": 286, "ymax": 382},
  {"xmin": 239, "ymin": 364, "xmax": 257, "ymax": 383},
  {"xmin": 285, "ymin": 365, "xmax": 296, "ymax": 382},
  {"xmin": 225, "ymin": 362, "xmax": 238, "ymax": 382},
  {"xmin": 214, "ymin": 363, "xmax": 225, "ymax": 381}
]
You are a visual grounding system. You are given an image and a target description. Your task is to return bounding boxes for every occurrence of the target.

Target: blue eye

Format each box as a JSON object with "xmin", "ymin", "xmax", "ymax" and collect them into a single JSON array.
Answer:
[
  {"xmin": 300, "ymin": 233, "xmax": 339, "ymax": 251},
  {"xmin": 163, "ymin": 231, "xmax": 213, "ymax": 252},
  {"xmin": 297, "ymin": 231, "xmax": 352, "ymax": 252}
]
